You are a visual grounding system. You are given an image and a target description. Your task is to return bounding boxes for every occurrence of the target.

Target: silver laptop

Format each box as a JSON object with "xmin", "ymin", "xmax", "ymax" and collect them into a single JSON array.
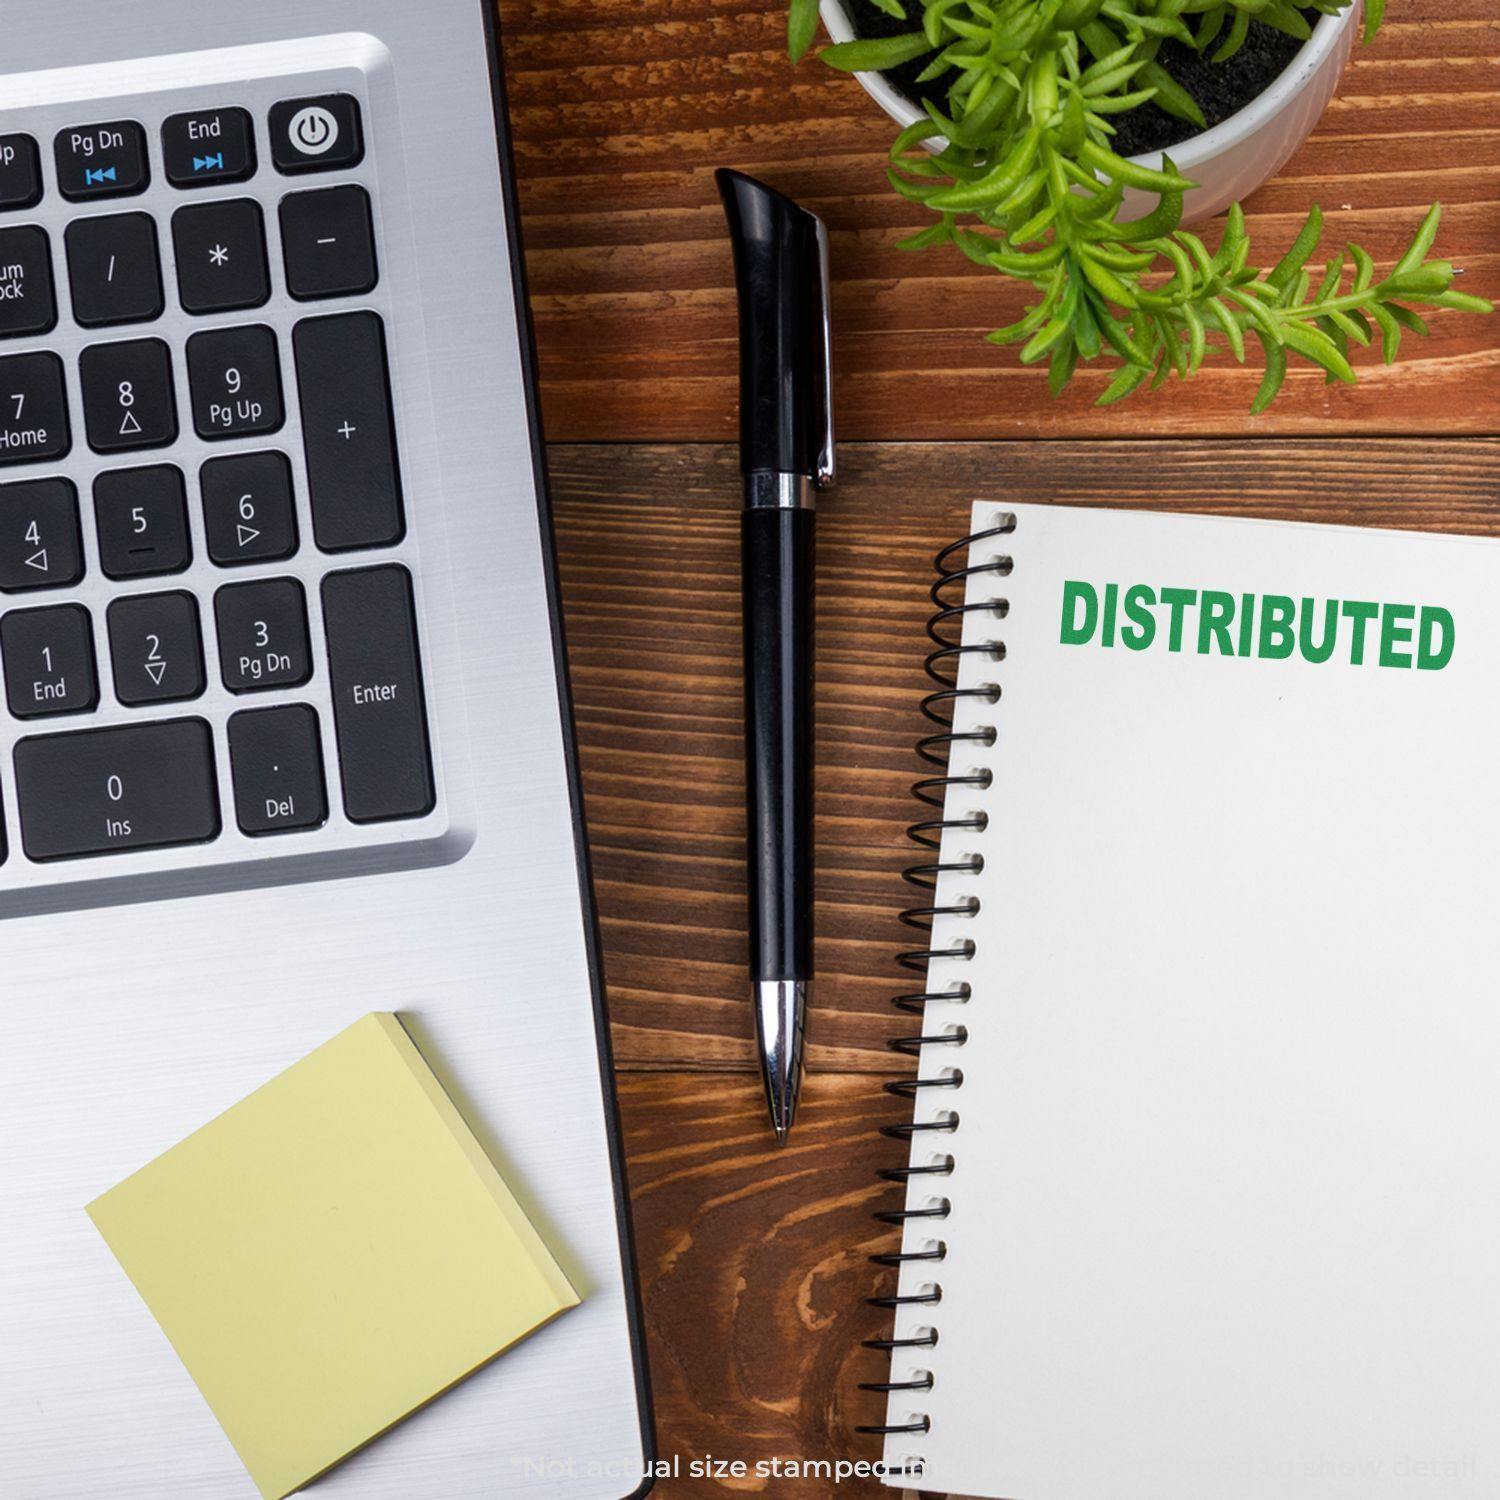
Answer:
[{"xmin": 0, "ymin": 3, "xmax": 654, "ymax": 1496}]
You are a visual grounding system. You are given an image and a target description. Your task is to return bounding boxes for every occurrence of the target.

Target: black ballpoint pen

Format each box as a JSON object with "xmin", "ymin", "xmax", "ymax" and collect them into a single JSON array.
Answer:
[{"xmin": 717, "ymin": 169, "xmax": 835, "ymax": 1146}]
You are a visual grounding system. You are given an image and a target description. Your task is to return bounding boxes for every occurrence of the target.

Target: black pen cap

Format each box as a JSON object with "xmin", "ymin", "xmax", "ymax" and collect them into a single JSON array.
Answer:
[{"xmin": 716, "ymin": 169, "xmax": 835, "ymax": 485}]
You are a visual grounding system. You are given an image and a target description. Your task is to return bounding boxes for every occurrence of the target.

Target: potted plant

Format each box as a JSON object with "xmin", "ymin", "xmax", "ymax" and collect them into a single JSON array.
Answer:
[{"xmin": 784, "ymin": 0, "xmax": 1492, "ymax": 408}]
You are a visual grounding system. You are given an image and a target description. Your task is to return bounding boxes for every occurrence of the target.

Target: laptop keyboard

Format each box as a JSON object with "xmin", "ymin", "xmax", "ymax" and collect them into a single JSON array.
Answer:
[{"xmin": 0, "ymin": 86, "xmax": 439, "ymax": 879}]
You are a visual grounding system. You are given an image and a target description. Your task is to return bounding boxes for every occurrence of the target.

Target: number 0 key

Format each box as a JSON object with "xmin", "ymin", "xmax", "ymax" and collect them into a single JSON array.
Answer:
[{"xmin": 14, "ymin": 718, "xmax": 220, "ymax": 861}]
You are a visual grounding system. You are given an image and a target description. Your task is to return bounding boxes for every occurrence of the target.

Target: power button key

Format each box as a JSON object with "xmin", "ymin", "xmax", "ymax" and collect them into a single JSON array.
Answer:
[{"xmin": 269, "ymin": 95, "xmax": 364, "ymax": 176}]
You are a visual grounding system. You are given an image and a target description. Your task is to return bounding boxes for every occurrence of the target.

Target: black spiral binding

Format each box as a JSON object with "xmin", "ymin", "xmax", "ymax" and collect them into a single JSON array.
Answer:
[{"xmin": 855, "ymin": 513, "xmax": 1015, "ymax": 1484}]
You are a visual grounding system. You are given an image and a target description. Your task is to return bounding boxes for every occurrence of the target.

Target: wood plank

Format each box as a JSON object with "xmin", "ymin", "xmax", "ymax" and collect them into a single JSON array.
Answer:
[
  {"xmin": 617, "ymin": 1070, "xmax": 902, "ymax": 1493},
  {"xmin": 502, "ymin": 0, "xmax": 1500, "ymax": 440},
  {"xmin": 552, "ymin": 438, "xmax": 1500, "ymax": 1072}
]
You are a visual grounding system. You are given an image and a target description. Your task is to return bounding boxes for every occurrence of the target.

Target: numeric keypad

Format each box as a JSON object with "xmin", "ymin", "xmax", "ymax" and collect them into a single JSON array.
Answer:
[{"xmin": 0, "ymin": 84, "xmax": 440, "ymax": 883}]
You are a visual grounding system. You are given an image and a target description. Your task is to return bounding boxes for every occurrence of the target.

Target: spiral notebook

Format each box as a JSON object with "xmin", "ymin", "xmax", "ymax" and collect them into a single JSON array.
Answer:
[{"xmin": 875, "ymin": 502, "xmax": 1500, "ymax": 1500}]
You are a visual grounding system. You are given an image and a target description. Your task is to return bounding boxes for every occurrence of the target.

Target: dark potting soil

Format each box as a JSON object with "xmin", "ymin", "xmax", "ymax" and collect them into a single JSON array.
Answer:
[{"xmin": 849, "ymin": 2, "xmax": 1307, "ymax": 157}]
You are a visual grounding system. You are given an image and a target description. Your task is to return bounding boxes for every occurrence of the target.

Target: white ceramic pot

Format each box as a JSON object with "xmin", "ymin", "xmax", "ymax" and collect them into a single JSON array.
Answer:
[{"xmin": 818, "ymin": 0, "xmax": 1359, "ymax": 223}]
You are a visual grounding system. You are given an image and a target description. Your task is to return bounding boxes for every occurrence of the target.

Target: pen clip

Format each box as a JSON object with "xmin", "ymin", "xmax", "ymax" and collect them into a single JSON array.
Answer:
[
  {"xmin": 717, "ymin": 168, "xmax": 837, "ymax": 489},
  {"xmin": 813, "ymin": 217, "xmax": 836, "ymax": 489}
]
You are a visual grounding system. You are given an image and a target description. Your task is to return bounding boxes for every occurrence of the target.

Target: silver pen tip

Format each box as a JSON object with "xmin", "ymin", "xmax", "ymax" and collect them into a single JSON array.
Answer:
[{"xmin": 754, "ymin": 979, "xmax": 807, "ymax": 1146}]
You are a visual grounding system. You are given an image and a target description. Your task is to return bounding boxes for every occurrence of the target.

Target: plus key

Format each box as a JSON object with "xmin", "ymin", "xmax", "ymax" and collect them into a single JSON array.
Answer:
[{"xmin": 293, "ymin": 312, "xmax": 403, "ymax": 552}]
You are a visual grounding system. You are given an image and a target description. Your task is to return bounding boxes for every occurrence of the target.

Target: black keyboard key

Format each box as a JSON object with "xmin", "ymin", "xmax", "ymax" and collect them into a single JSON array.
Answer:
[
  {"xmin": 2, "ymin": 603, "xmax": 98, "ymax": 718},
  {"xmin": 294, "ymin": 313, "xmax": 403, "ymax": 551},
  {"xmin": 172, "ymin": 199, "xmax": 269, "ymax": 315},
  {"xmin": 94, "ymin": 465, "xmax": 191, "ymax": 580},
  {"xmin": 80, "ymin": 338, "xmax": 177, "ymax": 453},
  {"xmin": 201, "ymin": 451, "xmax": 298, "ymax": 566},
  {"xmin": 0, "ymin": 227, "xmax": 57, "ymax": 339},
  {"xmin": 322, "ymin": 566, "xmax": 433, "ymax": 823},
  {"xmin": 280, "ymin": 186, "xmax": 377, "ymax": 301},
  {"xmin": 64, "ymin": 213, "xmax": 163, "ymax": 329},
  {"xmin": 0, "ymin": 478, "xmax": 83, "ymax": 593},
  {"xmin": 107, "ymin": 591, "xmax": 205, "ymax": 706},
  {"xmin": 0, "ymin": 352, "xmax": 69, "ymax": 466},
  {"xmin": 0, "ymin": 136, "xmax": 43, "ymax": 212},
  {"xmin": 229, "ymin": 704, "xmax": 328, "ymax": 835},
  {"xmin": 187, "ymin": 324, "xmax": 283, "ymax": 440},
  {"xmin": 55, "ymin": 121, "xmax": 150, "ymax": 202},
  {"xmin": 14, "ymin": 718, "xmax": 219, "ymax": 860},
  {"xmin": 215, "ymin": 577, "xmax": 311, "ymax": 692},
  {"xmin": 270, "ymin": 95, "xmax": 364, "ymax": 175},
  {"xmin": 162, "ymin": 108, "xmax": 256, "ymax": 189}
]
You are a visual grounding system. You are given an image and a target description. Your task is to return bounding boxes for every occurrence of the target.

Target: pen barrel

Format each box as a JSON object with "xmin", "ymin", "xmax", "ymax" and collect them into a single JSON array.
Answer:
[{"xmin": 742, "ymin": 504, "xmax": 816, "ymax": 982}]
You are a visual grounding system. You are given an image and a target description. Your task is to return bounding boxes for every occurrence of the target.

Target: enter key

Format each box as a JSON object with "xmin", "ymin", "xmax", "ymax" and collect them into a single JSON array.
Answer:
[{"xmin": 322, "ymin": 564, "xmax": 434, "ymax": 824}]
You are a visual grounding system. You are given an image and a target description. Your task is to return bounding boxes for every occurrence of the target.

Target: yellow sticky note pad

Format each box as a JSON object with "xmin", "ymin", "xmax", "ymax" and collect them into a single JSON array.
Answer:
[{"xmin": 87, "ymin": 1013, "xmax": 580, "ymax": 1500}]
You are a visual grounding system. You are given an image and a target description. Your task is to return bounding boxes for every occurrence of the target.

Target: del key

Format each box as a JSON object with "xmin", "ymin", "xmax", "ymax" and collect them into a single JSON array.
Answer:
[{"xmin": 322, "ymin": 565, "xmax": 433, "ymax": 823}]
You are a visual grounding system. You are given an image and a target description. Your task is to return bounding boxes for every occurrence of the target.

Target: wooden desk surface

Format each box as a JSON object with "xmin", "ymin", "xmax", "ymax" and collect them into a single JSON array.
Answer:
[{"xmin": 500, "ymin": 1, "xmax": 1500, "ymax": 1491}]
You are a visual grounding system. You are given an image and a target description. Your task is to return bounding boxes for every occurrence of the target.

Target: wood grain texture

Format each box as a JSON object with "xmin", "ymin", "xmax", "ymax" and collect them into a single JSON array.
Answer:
[
  {"xmin": 552, "ymin": 438, "xmax": 1500, "ymax": 1074},
  {"xmin": 502, "ymin": 0, "xmax": 1500, "ymax": 441},
  {"xmin": 616, "ymin": 1071, "xmax": 900, "ymax": 1496}
]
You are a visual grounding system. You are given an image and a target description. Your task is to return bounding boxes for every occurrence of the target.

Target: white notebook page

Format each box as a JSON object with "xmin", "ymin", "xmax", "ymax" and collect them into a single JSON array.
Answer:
[{"xmin": 881, "ymin": 502, "xmax": 1500, "ymax": 1499}]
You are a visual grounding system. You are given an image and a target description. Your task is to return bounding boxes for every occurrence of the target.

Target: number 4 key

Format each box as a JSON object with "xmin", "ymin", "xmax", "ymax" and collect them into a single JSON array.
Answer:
[{"xmin": 0, "ymin": 477, "xmax": 85, "ymax": 592}]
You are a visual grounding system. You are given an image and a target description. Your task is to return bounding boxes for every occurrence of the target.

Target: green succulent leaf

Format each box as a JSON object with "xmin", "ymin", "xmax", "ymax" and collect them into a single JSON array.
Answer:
[
  {"xmin": 1268, "ymin": 206, "xmax": 1324, "ymax": 292},
  {"xmin": 1251, "ymin": 335, "xmax": 1289, "ymax": 414},
  {"xmin": 1368, "ymin": 303, "xmax": 1403, "ymax": 363},
  {"xmin": 1394, "ymin": 203, "xmax": 1443, "ymax": 277},
  {"xmin": 1206, "ymin": 296, "xmax": 1246, "ymax": 363},
  {"xmin": 1139, "ymin": 61, "xmax": 1206, "ymax": 127},
  {"xmin": 821, "ymin": 31, "xmax": 934, "ymax": 70},
  {"xmin": 1078, "ymin": 138, "xmax": 1196, "ymax": 193},
  {"xmin": 1097, "ymin": 359, "xmax": 1152, "ymax": 406},
  {"xmin": 788, "ymin": 0, "xmax": 821, "ymax": 62},
  {"xmin": 1280, "ymin": 320, "xmax": 1357, "ymax": 383},
  {"xmin": 1213, "ymin": 8, "xmax": 1252, "ymax": 62}
]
